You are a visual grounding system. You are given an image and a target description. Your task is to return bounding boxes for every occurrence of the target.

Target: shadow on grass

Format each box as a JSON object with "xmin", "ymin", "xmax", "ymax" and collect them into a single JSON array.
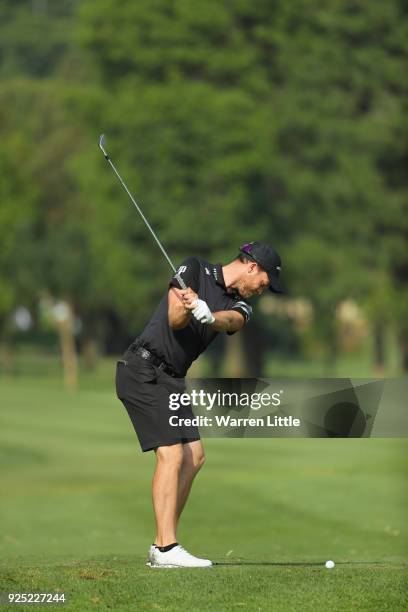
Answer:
[{"xmin": 213, "ymin": 560, "xmax": 391, "ymax": 567}]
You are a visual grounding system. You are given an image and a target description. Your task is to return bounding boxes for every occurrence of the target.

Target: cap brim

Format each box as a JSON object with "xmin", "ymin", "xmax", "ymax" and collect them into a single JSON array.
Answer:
[{"xmin": 268, "ymin": 273, "xmax": 283, "ymax": 294}]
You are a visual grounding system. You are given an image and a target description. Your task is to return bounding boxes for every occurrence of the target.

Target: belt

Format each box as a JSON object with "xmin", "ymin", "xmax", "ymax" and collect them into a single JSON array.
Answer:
[{"xmin": 129, "ymin": 343, "xmax": 182, "ymax": 378}]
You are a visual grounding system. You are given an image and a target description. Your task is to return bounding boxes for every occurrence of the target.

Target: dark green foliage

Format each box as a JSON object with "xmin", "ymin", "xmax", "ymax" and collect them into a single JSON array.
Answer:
[{"xmin": 0, "ymin": 0, "xmax": 407, "ymax": 368}]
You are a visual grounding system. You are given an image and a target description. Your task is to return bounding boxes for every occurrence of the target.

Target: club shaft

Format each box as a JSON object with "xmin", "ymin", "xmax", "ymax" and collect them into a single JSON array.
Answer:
[{"xmin": 102, "ymin": 152, "xmax": 187, "ymax": 290}]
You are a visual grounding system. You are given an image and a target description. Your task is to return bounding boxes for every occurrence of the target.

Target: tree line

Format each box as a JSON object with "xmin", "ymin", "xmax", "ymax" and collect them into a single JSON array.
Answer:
[{"xmin": 0, "ymin": 0, "xmax": 407, "ymax": 377}]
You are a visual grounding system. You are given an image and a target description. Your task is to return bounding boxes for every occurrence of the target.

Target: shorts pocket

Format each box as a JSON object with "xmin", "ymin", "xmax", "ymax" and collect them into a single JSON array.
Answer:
[
  {"xmin": 158, "ymin": 370, "xmax": 186, "ymax": 393},
  {"xmin": 126, "ymin": 355, "xmax": 158, "ymax": 384},
  {"xmin": 115, "ymin": 361, "xmax": 128, "ymax": 400}
]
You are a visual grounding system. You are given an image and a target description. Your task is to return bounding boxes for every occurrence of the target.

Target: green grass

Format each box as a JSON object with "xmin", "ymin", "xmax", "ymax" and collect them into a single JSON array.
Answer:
[{"xmin": 0, "ymin": 376, "xmax": 407, "ymax": 611}]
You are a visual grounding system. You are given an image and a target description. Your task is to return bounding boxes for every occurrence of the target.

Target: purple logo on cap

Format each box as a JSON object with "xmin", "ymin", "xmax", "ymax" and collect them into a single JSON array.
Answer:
[{"xmin": 241, "ymin": 243, "xmax": 253, "ymax": 254}]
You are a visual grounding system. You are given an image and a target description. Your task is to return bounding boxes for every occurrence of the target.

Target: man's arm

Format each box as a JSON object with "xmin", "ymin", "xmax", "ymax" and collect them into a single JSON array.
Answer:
[
  {"xmin": 208, "ymin": 310, "xmax": 245, "ymax": 333},
  {"xmin": 182, "ymin": 293, "xmax": 245, "ymax": 333},
  {"xmin": 168, "ymin": 287, "xmax": 198, "ymax": 330},
  {"xmin": 168, "ymin": 257, "xmax": 201, "ymax": 329}
]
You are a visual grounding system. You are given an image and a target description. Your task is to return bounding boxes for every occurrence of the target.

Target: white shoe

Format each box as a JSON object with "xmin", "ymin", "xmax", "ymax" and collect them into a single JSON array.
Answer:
[
  {"xmin": 145, "ymin": 544, "xmax": 156, "ymax": 567},
  {"xmin": 150, "ymin": 544, "xmax": 212, "ymax": 568}
]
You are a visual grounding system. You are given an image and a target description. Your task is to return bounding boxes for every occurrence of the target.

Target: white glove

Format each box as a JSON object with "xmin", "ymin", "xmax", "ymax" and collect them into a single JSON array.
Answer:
[{"xmin": 192, "ymin": 299, "xmax": 215, "ymax": 324}]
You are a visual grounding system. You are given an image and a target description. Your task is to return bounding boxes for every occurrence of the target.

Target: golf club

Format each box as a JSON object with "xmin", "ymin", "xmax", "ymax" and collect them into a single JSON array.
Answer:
[{"xmin": 99, "ymin": 134, "xmax": 187, "ymax": 290}]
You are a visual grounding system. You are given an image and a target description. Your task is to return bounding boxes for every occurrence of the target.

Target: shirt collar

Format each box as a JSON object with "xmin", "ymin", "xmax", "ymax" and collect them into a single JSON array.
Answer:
[
  {"xmin": 212, "ymin": 263, "xmax": 239, "ymax": 297},
  {"xmin": 212, "ymin": 264, "xmax": 225, "ymax": 288}
]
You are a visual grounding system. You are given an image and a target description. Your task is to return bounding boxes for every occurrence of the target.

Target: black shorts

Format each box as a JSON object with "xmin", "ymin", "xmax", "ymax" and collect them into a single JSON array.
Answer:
[{"xmin": 115, "ymin": 349, "xmax": 200, "ymax": 452}]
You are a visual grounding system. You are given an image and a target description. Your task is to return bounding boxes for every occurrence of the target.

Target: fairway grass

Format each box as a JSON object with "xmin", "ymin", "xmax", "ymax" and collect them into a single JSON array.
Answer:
[
  {"xmin": 1, "ymin": 378, "xmax": 407, "ymax": 610},
  {"xmin": 1, "ymin": 559, "xmax": 407, "ymax": 611}
]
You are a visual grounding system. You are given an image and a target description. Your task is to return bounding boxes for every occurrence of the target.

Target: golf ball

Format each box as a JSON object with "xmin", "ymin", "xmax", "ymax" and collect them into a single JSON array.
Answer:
[{"xmin": 325, "ymin": 560, "xmax": 335, "ymax": 569}]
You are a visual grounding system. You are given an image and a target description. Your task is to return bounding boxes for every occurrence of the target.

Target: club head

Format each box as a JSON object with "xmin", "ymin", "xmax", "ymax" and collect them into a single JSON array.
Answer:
[{"xmin": 99, "ymin": 134, "xmax": 108, "ymax": 157}]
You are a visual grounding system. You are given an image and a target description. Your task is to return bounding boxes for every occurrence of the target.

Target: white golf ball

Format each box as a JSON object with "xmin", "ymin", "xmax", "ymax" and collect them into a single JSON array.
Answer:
[{"xmin": 325, "ymin": 560, "xmax": 335, "ymax": 569}]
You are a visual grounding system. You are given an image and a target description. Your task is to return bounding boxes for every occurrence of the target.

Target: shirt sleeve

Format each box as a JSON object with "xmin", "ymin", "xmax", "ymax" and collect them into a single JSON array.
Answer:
[
  {"xmin": 226, "ymin": 300, "xmax": 253, "ymax": 335},
  {"xmin": 169, "ymin": 257, "xmax": 201, "ymax": 292},
  {"xmin": 231, "ymin": 300, "xmax": 252, "ymax": 324}
]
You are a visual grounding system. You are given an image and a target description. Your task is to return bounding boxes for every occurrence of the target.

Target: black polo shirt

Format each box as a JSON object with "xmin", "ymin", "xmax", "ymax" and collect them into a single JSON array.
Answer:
[{"xmin": 137, "ymin": 257, "xmax": 252, "ymax": 376}]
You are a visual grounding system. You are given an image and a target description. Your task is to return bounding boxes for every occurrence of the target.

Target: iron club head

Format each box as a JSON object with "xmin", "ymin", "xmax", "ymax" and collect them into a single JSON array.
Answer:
[{"xmin": 99, "ymin": 134, "xmax": 108, "ymax": 158}]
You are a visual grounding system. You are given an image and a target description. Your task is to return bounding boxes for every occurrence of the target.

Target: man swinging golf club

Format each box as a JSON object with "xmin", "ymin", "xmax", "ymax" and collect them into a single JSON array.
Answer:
[
  {"xmin": 100, "ymin": 135, "xmax": 283, "ymax": 568},
  {"xmin": 115, "ymin": 241, "xmax": 283, "ymax": 568}
]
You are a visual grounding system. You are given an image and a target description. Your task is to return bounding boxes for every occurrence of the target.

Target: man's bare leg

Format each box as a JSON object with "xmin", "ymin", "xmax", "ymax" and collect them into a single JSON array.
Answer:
[
  {"xmin": 152, "ymin": 440, "xmax": 205, "ymax": 547},
  {"xmin": 152, "ymin": 444, "xmax": 183, "ymax": 547},
  {"xmin": 150, "ymin": 440, "xmax": 211, "ymax": 567},
  {"xmin": 176, "ymin": 440, "xmax": 205, "ymax": 521}
]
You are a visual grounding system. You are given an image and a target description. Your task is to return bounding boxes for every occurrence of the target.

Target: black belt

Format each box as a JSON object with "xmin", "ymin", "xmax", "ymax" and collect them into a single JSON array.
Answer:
[{"xmin": 129, "ymin": 343, "xmax": 182, "ymax": 378}]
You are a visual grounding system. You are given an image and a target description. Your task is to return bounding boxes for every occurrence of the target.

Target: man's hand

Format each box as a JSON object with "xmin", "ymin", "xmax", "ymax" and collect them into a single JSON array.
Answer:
[
  {"xmin": 191, "ymin": 299, "xmax": 215, "ymax": 324},
  {"xmin": 179, "ymin": 288, "xmax": 199, "ymax": 311},
  {"xmin": 174, "ymin": 290, "xmax": 215, "ymax": 325},
  {"xmin": 168, "ymin": 287, "xmax": 198, "ymax": 330},
  {"xmin": 179, "ymin": 290, "xmax": 215, "ymax": 324}
]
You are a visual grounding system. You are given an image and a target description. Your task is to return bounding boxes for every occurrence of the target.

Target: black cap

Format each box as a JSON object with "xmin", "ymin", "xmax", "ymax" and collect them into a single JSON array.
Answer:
[{"xmin": 239, "ymin": 241, "xmax": 283, "ymax": 293}]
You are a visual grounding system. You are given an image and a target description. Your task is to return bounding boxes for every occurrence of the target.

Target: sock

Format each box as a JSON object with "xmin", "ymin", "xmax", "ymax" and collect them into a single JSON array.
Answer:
[{"xmin": 155, "ymin": 542, "xmax": 178, "ymax": 553}]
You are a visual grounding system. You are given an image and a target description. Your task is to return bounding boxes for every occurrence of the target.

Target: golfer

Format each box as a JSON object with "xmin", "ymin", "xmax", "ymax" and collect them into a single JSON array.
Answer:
[{"xmin": 115, "ymin": 241, "xmax": 283, "ymax": 567}]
